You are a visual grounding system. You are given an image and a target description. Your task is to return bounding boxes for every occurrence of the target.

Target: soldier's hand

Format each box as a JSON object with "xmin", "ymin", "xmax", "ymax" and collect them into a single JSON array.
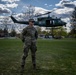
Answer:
[{"xmin": 22, "ymin": 39, "xmax": 25, "ymax": 42}]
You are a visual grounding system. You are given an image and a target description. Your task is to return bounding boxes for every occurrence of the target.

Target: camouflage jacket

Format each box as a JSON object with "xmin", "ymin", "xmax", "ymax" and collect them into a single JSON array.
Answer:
[{"xmin": 21, "ymin": 26, "xmax": 38, "ymax": 43}]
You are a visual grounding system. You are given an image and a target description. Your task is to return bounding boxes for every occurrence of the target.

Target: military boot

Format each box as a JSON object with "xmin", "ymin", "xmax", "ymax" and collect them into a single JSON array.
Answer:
[
  {"xmin": 20, "ymin": 65, "xmax": 24, "ymax": 74},
  {"xmin": 33, "ymin": 64, "xmax": 36, "ymax": 70}
]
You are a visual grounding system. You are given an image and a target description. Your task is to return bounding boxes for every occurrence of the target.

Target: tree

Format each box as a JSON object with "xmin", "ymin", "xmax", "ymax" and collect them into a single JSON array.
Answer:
[
  {"xmin": 10, "ymin": 29, "xmax": 16, "ymax": 37},
  {"xmin": 70, "ymin": 7, "xmax": 76, "ymax": 37},
  {"xmin": 22, "ymin": 5, "xmax": 35, "ymax": 20},
  {"xmin": 36, "ymin": 26, "xmax": 41, "ymax": 34},
  {"xmin": 0, "ymin": 29, "xmax": 3, "ymax": 33},
  {"xmin": 2, "ymin": 17, "xmax": 9, "ymax": 37},
  {"xmin": 3, "ymin": 28, "xmax": 8, "ymax": 37},
  {"xmin": 50, "ymin": 27, "xmax": 67, "ymax": 38},
  {"xmin": 0, "ymin": 29, "xmax": 4, "ymax": 37},
  {"xmin": 71, "ymin": 7, "xmax": 76, "ymax": 29}
]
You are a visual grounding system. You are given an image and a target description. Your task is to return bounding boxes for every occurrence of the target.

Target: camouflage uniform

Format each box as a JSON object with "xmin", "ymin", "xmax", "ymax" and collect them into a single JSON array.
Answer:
[{"xmin": 21, "ymin": 25, "xmax": 38, "ymax": 69}]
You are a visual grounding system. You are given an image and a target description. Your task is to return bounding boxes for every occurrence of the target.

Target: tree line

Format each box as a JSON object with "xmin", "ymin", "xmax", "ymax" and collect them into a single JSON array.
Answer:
[{"xmin": 0, "ymin": 28, "xmax": 16, "ymax": 37}]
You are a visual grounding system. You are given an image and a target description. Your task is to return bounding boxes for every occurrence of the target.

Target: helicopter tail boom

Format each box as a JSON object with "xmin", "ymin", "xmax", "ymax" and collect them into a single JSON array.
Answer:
[{"xmin": 10, "ymin": 16, "xmax": 18, "ymax": 23}]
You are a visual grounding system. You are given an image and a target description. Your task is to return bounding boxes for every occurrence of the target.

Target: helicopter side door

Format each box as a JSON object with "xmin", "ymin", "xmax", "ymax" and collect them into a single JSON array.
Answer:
[{"xmin": 46, "ymin": 20, "xmax": 53, "ymax": 27}]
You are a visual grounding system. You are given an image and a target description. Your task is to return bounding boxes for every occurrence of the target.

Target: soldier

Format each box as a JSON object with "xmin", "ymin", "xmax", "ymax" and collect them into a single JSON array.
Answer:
[{"xmin": 21, "ymin": 19, "xmax": 38, "ymax": 72}]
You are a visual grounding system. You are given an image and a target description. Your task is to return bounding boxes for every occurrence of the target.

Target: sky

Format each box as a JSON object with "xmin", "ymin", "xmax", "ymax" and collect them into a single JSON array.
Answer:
[
  {"xmin": 0, "ymin": 0, "xmax": 60, "ymax": 13},
  {"xmin": 0, "ymin": 0, "xmax": 75, "ymax": 14},
  {"xmin": 18, "ymin": 0, "xmax": 59, "ymax": 10},
  {"xmin": 0, "ymin": 0, "xmax": 76, "ymax": 32}
]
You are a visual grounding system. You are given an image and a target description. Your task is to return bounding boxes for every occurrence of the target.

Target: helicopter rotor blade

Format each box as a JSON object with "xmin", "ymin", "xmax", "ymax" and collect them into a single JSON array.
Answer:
[
  {"xmin": 34, "ymin": 11, "xmax": 52, "ymax": 17},
  {"xmin": 34, "ymin": 9, "xmax": 56, "ymax": 17}
]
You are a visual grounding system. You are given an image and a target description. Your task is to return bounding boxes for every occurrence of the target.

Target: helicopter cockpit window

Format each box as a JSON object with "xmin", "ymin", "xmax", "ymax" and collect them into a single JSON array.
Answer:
[{"xmin": 53, "ymin": 20, "xmax": 59, "ymax": 25}]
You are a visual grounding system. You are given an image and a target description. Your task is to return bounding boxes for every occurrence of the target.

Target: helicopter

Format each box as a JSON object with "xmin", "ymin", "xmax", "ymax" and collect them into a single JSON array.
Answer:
[{"xmin": 10, "ymin": 11, "xmax": 66, "ymax": 27}]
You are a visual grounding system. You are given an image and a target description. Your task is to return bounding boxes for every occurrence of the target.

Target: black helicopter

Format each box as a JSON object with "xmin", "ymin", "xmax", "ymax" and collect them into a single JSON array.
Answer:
[{"xmin": 10, "ymin": 11, "xmax": 66, "ymax": 27}]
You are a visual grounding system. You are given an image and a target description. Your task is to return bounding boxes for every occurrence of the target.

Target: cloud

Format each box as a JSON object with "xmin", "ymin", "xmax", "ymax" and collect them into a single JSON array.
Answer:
[
  {"xmin": 1, "ymin": 0, "xmax": 20, "ymax": 8},
  {"xmin": 0, "ymin": 4, "xmax": 11, "ymax": 14},
  {"xmin": 44, "ymin": 3, "xmax": 52, "ymax": 7},
  {"xmin": 1, "ymin": 0, "xmax": 20, "ymax": 3},
  {"xmin": 0, "ymin": 8, "xmax": 11, "ymax": 14},
  {"xmin": 54, "ymin": 0, "xmax": 76, "ymax": 19},
  {"xmin": 53, "ymin": 0, "xmax": 76, "ymax": 32},
  {"xmin": 0, "ymin": 0, "xmax": 20, "ymax": 14},
  {"xmin": 35, "ymin": 7, "xmax": 50, "ymax": 14},
  {"xmin": 55, "ymin": 0, "xmax": 76, "ymax": 8},
  {"xmin": 54, "ymin": 7, "xmax": 73, "ymax": 15},
  {"xmin": 44, "ymin": 4, "xmax": 47, "ymax": 6},
  {"xmin": 63, "ymin": 3, "xmax": 75, "ymax": 8},
  {"xmin": 49, "ymin": 5, "xmax": 52, "ymax": 7},
  {"xmin": 62, "ymin": 17, "xmax": 71, "ymax": 32},
  {"xmin": 6, "ymin": 3, "xmax": 18, "ymax": 8}
]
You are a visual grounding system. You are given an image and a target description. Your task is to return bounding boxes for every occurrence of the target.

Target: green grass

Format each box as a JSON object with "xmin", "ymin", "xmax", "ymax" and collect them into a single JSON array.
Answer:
[{"xmin": 0, "ymin": 38, "xmax": 76, "ymax": 75}]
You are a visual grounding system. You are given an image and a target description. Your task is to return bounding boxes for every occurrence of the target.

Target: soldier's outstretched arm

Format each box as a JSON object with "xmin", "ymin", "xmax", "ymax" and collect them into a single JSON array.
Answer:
[{"xmin": 10, "ymin": 16, "xmax": 29, "ymax": 24}]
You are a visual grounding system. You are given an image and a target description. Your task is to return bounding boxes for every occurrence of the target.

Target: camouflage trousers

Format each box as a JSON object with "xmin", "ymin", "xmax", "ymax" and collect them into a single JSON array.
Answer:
[{"xmin": 21, "ymin": 41, "xmax": 37, "ymax": 67}]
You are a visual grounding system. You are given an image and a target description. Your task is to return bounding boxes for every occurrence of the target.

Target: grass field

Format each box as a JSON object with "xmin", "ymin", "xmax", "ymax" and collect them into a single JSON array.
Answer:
[{"xmin": 0, "ymin": 38, "xmax": 76, "ymax": 75}]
